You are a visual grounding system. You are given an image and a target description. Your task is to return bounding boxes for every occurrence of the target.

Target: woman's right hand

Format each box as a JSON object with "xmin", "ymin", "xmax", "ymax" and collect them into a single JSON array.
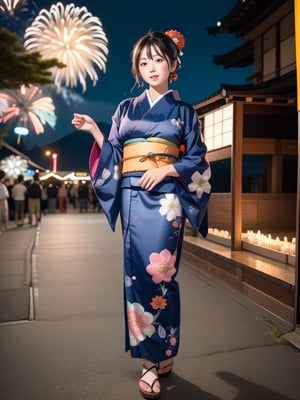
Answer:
[
  {"xmin": 71, "ymin": 113, "xmax": 104, "ymax": 148},
  {"xmin": 71, "ymin": 113, "xmax": 96, "ymax": 132}
]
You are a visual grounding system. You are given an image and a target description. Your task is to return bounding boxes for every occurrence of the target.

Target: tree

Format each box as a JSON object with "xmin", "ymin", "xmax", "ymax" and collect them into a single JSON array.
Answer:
[
  {"xmin": 0, "ymin": 28, "xmax": 65, "ymax": 89},
  {"xmin": 0, "ymin": 28, "xmax": 65, "ymax": 147}
]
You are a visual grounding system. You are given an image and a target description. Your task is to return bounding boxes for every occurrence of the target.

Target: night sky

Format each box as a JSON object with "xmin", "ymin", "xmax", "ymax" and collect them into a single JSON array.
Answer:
[{"xmin": 1, "ymin": 0, "xmax": 252, "ymax": 169}]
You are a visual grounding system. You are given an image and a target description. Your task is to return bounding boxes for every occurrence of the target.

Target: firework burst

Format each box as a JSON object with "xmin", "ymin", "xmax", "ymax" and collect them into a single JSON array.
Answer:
[
  {"xmin": 0, "ymin": 155, "xmax": 28, "ymax": 178},
  {"xmin": 0, "ymin": 0, "xmax": 38, "ymax": 35},
  {"xmin": 24, "ymin": 2, "xmax": 109, "ymax": 92},
  {"xmin": 0, "ymin": 84, "xmax": 57, "ymax": 143}
]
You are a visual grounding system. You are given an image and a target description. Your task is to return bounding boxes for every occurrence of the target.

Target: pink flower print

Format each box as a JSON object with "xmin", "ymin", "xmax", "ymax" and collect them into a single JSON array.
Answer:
[
  {"xmin": 171, "ymin": 118, "xmax": 183, "ymax": 129},
  {"xmin": 165, "ymin": 349, "xmax": 172, "ymax": 357},
  {"xmin": 169, "ymin": 337, "xmax": 177, "ymax": 346},
  {"xmin": 146, "ymin": 249, "xmax": 177, "ymax": 284},
  {"xmin": 127, "ymin": 302, "xmax": 155, "ymax": 346}
]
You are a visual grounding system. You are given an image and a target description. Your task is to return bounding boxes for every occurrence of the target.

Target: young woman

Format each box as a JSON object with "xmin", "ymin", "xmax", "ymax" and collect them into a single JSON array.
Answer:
[{"xmin": 72, "ymin": 30, "xmax": 211, "ymax": 399}]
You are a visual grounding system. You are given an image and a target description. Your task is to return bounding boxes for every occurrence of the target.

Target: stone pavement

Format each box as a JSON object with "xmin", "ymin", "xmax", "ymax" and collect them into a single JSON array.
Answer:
[
  {"xmin": 0, "ymin": 212, "xmax": 300, "ymax": 400},
  {"xmin": 0, "ymin": 224, "xmax": 37, "ymax": 322}
]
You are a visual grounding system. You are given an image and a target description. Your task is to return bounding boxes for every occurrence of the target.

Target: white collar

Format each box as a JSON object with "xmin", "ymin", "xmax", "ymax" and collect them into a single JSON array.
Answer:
[{"xmin": 146, "ymin": 89, "xmax": 173, "ymax": 107}]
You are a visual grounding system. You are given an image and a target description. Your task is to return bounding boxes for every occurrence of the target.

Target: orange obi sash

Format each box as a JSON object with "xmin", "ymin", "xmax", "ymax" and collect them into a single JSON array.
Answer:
[{"xmin": 122, "ymin": 138, "xmax": 179, "ymax": 174}]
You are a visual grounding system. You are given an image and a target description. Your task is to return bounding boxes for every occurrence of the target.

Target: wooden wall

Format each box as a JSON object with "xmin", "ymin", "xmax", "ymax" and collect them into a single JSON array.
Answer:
[{"xmin": 208, "ymin": 193, "xmax": 297, "ymax": 231}]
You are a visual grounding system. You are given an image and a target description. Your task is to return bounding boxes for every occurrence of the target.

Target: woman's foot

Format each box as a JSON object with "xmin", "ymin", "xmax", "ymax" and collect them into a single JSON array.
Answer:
[
  {"xmin": 139, "ymin": 361, "xmax": 160, "ymax": 399},
  {"xmin": 156, "ymin": 358, "xmax": 174, "ymax": 378}
]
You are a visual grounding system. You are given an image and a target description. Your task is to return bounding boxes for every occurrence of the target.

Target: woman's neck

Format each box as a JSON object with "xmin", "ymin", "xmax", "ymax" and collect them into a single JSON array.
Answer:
[{"xmin": 148, "ymin": 85, "xmax": 169, "ymax": 103}]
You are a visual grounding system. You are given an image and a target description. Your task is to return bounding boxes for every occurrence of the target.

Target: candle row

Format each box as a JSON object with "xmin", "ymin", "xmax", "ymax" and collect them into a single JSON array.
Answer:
[{"xmin": 208, "ymin": 228, "xmax": 296, "ymax": 256}]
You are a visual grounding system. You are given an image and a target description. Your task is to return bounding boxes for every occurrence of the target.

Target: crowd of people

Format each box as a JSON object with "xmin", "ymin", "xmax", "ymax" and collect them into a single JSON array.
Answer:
[{"xmin": 0, "ymin": 169, "xmax": 99, "ymax": 233}]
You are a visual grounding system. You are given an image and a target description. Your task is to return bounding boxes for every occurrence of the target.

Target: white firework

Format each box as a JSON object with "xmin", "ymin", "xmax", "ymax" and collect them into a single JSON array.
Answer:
[
  {"xmin": 0, "ymin": 0, "xmax": 23, "ymax": 12},
  {"xmin": 0, "ymin": 155, "xmax": 28, "ymax": 179},
  {"xmin": 24, "ymin": 2, "xmax": 109, "ymax": 92},
  {"xmin": 0, "ymin": 0, "xmax": 39, "ymax": 35}
]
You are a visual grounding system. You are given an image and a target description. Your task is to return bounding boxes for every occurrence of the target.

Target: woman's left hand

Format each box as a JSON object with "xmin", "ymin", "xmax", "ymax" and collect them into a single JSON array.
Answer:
[
  {"xmin": 139, "ymin": 168, "xmax": 167, "ymax": 191},
  {"xmin": 139, "ymin": 164, "xmax": 179, "ymax": 191}
]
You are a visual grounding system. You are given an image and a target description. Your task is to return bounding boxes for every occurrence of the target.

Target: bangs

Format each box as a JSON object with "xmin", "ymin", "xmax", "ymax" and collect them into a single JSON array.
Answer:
[{"xmin": 142, "ymin": 43, "xmax": 165, "ymax": 61}]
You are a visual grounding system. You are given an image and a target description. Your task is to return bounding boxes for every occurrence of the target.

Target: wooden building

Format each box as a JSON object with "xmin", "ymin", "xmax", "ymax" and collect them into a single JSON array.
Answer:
[{"xmin": 184, "ymin": 0, "xmax": 299, "ymax": 338}]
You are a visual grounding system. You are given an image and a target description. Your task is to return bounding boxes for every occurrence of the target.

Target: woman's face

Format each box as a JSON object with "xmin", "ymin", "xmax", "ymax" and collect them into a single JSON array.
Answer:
[{"xmin": 138, "ymin": 45, "xmax": 176, "ymax": 91}]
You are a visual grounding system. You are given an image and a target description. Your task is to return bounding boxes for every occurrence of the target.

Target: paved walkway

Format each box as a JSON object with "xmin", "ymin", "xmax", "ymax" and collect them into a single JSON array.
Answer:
[
  {"xmin": 0, "ymin": 212, "xmax": 300, "ymax": 400},
  {"xmin": 0, "ymin": 224, "xmax": 36, "ymax": 322}
]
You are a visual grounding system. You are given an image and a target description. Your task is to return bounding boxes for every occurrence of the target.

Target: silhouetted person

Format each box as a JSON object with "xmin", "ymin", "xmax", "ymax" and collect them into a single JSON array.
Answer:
[
  {"xmin": 12, "ymin": 174, "xmax": 27, "ymax": 227},
  {"xmin": 46, "ymin": 183, "xmax": 58, "ymax": 213},
  {"xmin": 27, "ymin": 173, "xmax": 42, "ymax": 226},
  {"xmin": 78, "ymin": 182, "xmax": 89, "ymax": 212},
  {"xmin": 0, "ymin": 170, "xmax": 9, "ymax": 232}
]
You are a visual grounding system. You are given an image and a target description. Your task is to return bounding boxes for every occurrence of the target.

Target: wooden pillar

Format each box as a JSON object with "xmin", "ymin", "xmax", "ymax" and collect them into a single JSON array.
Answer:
[
  {"xmin": 231, "ymin": 102, "xmax": 243, "ymax": 250},
  {"xmin": 296, "ymin": 112, "xmax": 300, "ymax": 326},
  {"xmin": 294, "ymin": 0, "xmax": 300, "ymax": 328},
  {"xmin": 271, "ymin": 141, "xmax": 283, "ymax": 193}
]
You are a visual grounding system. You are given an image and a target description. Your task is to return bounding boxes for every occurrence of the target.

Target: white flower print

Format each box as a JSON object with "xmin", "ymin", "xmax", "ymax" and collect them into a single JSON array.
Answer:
[
  {"xmin": 127, "ymin": 302, "xmax": 155, "ymax": 346},
  {"xmin": 159, "ymin": 193, "xmax": 182, "ymax": 221},
  {"xmin": 188, "ymin": 168, "xmax": 211, "ymax": 198},
  {"xmin": 95, "ymin": 168, "xmax": 111, "ymax": 187},
  {"xmin": 114, "ymin": 164, "xmax": 121, "ymax": 180}
]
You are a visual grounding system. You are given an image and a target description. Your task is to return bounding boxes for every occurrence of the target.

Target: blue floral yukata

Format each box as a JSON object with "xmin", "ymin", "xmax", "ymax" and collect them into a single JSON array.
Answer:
[{"xmin": 89, "ymin": 89, "xmax": 211, "ymax": 363}]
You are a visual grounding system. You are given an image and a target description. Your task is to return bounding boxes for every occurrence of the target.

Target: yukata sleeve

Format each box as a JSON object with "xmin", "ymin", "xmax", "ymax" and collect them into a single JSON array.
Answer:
[
  {"xmin": 89, "ymin": 109, "xmax": 123, "ymax": 231},
  {"xmin": 173, "ymin": 106, "xmax": 211, "ymax": 237}
]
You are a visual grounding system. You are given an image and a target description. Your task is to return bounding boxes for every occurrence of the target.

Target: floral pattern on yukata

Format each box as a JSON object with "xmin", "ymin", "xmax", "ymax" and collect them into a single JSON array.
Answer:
[
  {"xmin": 146, "ymin": 248, "xmax": 179, "ymax": 357},
  {"xmin": 127, "ymin": 248, "xmax": 177, "ymax": 348},
  {"xmin": 159, "ymin": 193, "xmax": 182, "ymax": 221},
  {"xmin": 188, "ymin": 168, "xmax": 211, "ymax": 198},
  {"xmin": 127, "ymin": 301, "xmax": 156, "ymax": 346}
]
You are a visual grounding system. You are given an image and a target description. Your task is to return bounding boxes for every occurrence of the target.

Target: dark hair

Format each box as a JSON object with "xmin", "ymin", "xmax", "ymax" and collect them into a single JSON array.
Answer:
[
  {"xmin": 131, "ymin": 31, "xmax": 180, "ymax": 90},
  {"xmin": 0, "ymin": 170, "xmax": 5, "ymax": 180},
  {"xmin": 17, "ymin": 174, "xmax": 24, "ymax": 182}
]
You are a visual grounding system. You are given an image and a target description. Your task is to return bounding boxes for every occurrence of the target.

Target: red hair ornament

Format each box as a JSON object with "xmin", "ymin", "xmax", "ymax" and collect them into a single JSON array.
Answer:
[
  {"xmin": 164, "ymin": 29, "xmax": 185, "ymax": 52},
  {"xmin": 165, "ymin": 29, "xmax": 185, "ymax": 82}
]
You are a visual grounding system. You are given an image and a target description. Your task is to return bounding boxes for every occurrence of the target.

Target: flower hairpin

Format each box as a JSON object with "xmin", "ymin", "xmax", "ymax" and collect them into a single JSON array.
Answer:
[
  {"xmin": 165, "ymin": 29, "xmax": 185, "ymax": 82},
  {"xmin": 165, "ymin": 29, "xmax": 185, "ymax": 55}
]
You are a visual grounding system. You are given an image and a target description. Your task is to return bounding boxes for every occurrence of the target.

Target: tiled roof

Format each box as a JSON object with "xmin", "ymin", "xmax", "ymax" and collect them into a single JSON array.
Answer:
[
  {"xmin": 206, "ymin": 0, "xmax": 289, "ymax": 37},
  {"xmin": 194, "ymin": 70, "xmax": 296, "ymax": 114},
  {"xmin": 212, "ymin": 41, "xmax": 253, "ymax": 68}
]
